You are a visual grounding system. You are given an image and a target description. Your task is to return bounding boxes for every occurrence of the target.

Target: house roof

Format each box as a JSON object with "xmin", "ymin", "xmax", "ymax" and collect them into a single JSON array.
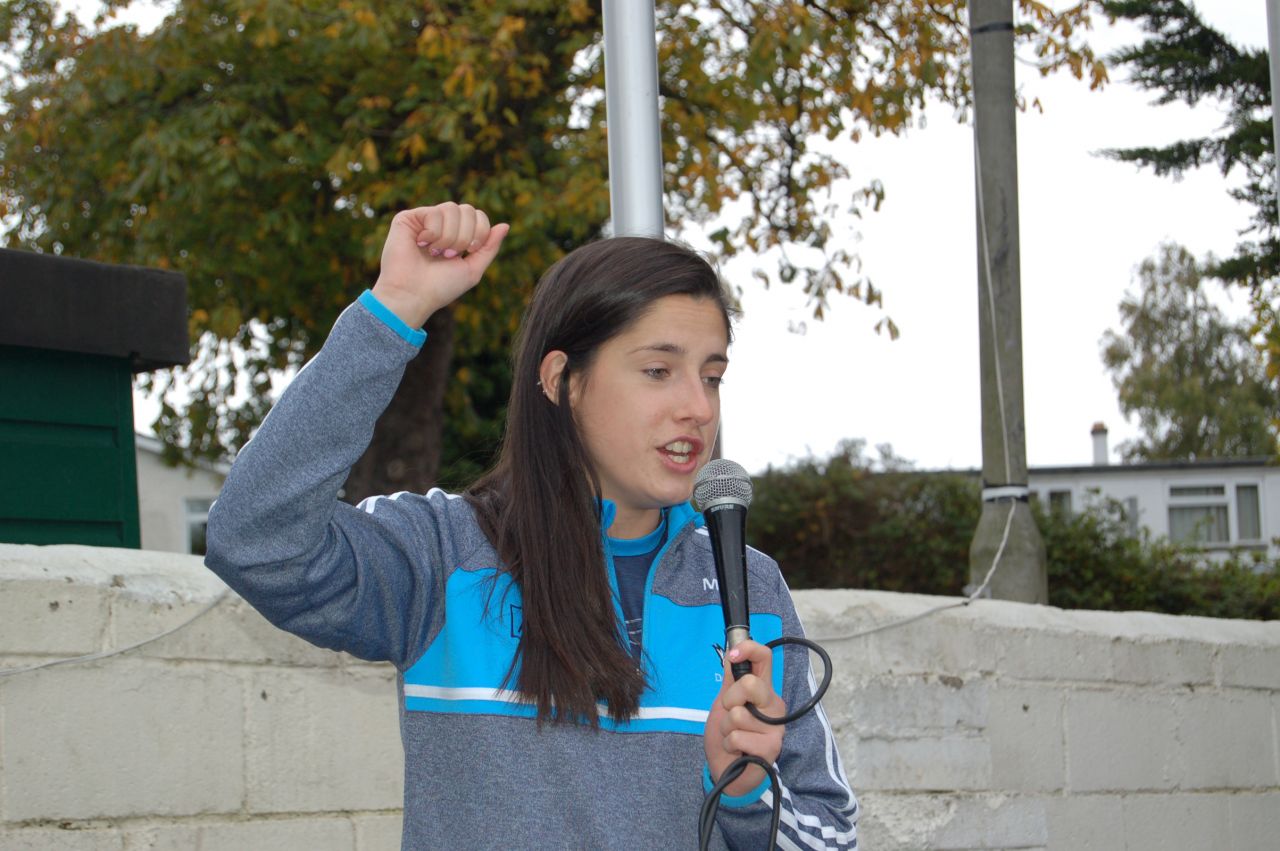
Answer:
[
  {"xmin": 135, "ymin": 433, "xmax": 231, "ymax": 477},
  {"xmin": 1029, "ymin": 457, "xmax": 1277, "ymax": 476},
  {"xmin": 918, "ymin": 457, "xmax": 1276, "ymax": 478}
]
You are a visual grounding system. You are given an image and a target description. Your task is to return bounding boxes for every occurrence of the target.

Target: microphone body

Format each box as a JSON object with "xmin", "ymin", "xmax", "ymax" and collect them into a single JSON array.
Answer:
[
  {"xmin": 694, "ymin": 460, "xmax": 755, "ymax": 681},
  {"xmin": 705, "ymin": 501, "xmax": 752, "ymax": 680}
]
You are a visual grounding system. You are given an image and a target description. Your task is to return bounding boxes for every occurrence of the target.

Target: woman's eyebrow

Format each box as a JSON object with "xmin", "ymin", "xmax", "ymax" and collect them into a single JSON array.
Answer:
[
  {"xmin": 627, "ymin": 343, "xmax": 729, "ymax": 365},
  {"xmin": 627, "ymin": 342, "xmax": 686, "ymax": 355}
]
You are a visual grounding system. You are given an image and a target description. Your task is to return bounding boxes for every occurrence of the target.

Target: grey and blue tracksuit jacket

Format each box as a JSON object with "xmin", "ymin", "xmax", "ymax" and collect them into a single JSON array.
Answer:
[{"xmin": 204, "ymin": 293, "xmax": 858, "ymax": 850}]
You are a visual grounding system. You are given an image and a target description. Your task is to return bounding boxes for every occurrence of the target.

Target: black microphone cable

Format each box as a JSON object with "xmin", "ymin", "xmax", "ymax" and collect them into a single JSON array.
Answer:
[{"xmin": 697, "ymin": 636, "xmax": 833, "ymax": 851}]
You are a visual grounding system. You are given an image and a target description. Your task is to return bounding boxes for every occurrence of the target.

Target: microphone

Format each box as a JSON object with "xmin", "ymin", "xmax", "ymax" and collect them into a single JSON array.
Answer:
[{"xmin": 694, "ymin": 459, "xmax": 754, "ymax": 681}]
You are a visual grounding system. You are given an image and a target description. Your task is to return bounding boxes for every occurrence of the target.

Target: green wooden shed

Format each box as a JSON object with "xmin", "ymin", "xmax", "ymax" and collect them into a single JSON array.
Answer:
[{"xmin": 0, "ymin": 249, "xmax": 188, "ymax": 548}]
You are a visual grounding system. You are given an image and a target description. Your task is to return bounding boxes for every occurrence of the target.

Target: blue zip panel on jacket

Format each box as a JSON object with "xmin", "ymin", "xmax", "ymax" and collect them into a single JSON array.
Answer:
[{"xmin": 402, "ymin": 567, "xmax": 784, "ymax": 734}]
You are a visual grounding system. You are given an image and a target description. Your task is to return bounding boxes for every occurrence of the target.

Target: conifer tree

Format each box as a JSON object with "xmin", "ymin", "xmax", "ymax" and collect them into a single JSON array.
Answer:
[{"xmin": 1102, "ymin": 1, "xmax": 1279, "ymax": 411}]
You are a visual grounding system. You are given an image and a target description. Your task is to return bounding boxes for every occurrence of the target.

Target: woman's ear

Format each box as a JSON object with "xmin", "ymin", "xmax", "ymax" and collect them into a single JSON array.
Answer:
[{"xmin": 538, "ymin": 350, "xmax": 569, "ymax": 404}]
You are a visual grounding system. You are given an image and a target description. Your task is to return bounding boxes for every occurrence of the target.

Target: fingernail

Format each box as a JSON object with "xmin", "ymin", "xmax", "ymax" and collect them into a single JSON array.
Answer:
[
  {"xmin": 728, "ymin": 648, "xmax": 740, "ymax": 661},
  {"xmin": 443, "ymin": 248, "xmax": 458, "ymax": 259},
  {"xmin": 416, "ymin": 241, "xmax": 429, "ymax": 248},
  {"xmin": 468, "ymin": 240, "xmax": 480, "ymax": 250}
]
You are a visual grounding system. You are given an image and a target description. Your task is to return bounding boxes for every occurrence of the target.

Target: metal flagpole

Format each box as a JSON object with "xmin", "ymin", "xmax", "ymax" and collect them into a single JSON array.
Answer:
[
  {"xmin": 602, "ymin": 0, "xmax": 665, "ymax": 237},
  {"xmin": 1267, "ymin": 0, "xmax": 1280, "ymax": 214}
]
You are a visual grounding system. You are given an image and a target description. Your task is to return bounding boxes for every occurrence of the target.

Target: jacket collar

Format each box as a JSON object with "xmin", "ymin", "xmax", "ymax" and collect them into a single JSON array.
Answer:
[{"xmin": 599, "ymin": 499, "xmax": 704, "ymax": 545}]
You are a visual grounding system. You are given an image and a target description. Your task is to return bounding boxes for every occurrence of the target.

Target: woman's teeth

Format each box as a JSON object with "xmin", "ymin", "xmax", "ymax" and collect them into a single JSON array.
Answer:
[{"xmin": 664, "ymin": 441, "xmax": 694, "ymax": 463}]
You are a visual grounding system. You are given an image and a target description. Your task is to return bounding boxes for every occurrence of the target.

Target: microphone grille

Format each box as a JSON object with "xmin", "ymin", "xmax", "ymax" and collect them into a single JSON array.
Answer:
[{"xmin": 693, "ymin": 459, "xmax": 753, "ymax": 509}]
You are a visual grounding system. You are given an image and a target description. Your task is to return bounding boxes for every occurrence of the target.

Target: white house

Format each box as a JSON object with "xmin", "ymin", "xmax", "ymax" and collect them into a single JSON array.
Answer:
[
  {"xmin": 1026, "ymin": 425, "xmax": 1278, "ymax": 559},
  {"xmin": 135, "ymin": 434, "xmax": 227, "ymax": 555}
]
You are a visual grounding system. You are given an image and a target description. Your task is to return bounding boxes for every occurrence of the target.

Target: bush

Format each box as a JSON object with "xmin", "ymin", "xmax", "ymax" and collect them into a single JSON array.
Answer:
[
  {"xmin": 1039, "ymin": 498, "xmax": 1280, "ymax": 620},
  {"xmin": 751, "ymin": 442, "xmax": 1280, "ymax": 621},
  {"xmin": 751, "ymin": 440, "xmax": 976, "ymax": 596}
]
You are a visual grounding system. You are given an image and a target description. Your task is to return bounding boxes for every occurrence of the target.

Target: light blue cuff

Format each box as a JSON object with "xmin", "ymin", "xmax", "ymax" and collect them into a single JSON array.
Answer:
[
  {"xmin": 358, "ymin": 289, "xmax": 428, "ymax": 347},
  {"xmin": 702, "ymin": 763, "xmax": 771, "ymax": 808}
]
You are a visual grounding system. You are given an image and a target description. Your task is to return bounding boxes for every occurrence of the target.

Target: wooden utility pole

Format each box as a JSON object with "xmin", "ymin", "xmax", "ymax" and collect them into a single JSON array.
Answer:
[{"xmin": 967, "ymin": 0, "xmax": 1047, "ymax": 603}]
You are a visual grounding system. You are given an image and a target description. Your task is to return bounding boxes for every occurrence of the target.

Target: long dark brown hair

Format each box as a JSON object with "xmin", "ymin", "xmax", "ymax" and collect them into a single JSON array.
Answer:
[{"xmin": 466, "ymin": 237, "xmax": 734, "ymax": 725}]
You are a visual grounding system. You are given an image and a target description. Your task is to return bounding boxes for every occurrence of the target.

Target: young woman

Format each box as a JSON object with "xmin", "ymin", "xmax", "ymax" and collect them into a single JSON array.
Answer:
[{"xmin": 205, "ymin": 203, "xmax": 857, "ymax": 849}]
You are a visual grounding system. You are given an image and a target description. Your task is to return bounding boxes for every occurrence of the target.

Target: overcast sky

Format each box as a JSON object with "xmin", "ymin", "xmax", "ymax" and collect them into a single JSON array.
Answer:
[
  {"xmin": 713, "ymin": 2, "xmax": 1268, "ymax": 474},
  {"xmin": 107, "ymin": 2, "xmax": 1270, "ymax": 474}
]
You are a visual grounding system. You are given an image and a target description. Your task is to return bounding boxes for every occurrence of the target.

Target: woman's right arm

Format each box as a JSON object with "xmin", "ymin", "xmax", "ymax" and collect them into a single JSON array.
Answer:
[{"xmin": 204, "ymin": 204, "xmax": 508, "ymax": 667}]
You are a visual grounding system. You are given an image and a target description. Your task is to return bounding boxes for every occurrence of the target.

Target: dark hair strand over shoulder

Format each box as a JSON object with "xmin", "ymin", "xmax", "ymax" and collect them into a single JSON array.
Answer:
[{"xmin": 466, "ymin": 237, "xmax": 734, "ymax": 726}]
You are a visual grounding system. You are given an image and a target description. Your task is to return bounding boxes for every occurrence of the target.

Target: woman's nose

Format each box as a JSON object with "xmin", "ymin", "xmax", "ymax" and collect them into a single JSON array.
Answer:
[{"xmin": 677, "ymin": 374, "xmax": 715, "ymax": 424}]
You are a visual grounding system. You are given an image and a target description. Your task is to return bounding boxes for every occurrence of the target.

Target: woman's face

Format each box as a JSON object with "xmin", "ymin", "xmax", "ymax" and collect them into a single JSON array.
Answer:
[{"xmin": 569, "ymin": 294, "xmax": 728, "ymax": 538}]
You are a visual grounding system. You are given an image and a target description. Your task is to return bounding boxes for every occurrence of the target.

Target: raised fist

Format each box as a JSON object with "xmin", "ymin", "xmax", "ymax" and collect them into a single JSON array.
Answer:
[{"xmin": 371, "ymin": 202, "xmax": 509, "ymax": 329}]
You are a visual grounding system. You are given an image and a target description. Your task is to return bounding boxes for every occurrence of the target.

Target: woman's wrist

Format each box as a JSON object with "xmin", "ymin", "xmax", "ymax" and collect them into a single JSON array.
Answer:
[
  {"xmin": 361, "ymin": 288, "xmax": 430, "ymax": 347},
  {"xmin": 370, "ymin": 279, "xmax": 438, "ymax": 330}
]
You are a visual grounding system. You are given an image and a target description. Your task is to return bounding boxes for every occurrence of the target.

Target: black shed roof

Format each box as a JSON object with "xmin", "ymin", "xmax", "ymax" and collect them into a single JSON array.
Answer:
[{"xmin": 0, "ymin": 248, "xmax": 189, "ymax": 372}]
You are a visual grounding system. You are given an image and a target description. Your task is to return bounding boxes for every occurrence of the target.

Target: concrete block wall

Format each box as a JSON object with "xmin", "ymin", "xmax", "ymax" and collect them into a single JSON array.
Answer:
[
  {"xmin": 0, "ymin": 545, "xmax": 402, "ymax": 850},
  {"xmin": 801, "ymin": 590, "xmax": 1280, "ymax": 850},
  {"xmin": 2, "ymin": 544, "xmax": 1278, "ymax": 849}
]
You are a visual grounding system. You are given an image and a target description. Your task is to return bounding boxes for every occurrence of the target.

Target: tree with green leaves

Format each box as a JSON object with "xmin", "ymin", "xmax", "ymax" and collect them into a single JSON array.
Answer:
[
  {"xmin": 1101, "ymin": 0, "xmax": 1279, "ymax": 417},
  {"xmin": 1101, "ymin": 242, "xmax": 1276, "ymax": 461},
  {"xmin": 1, "ymin": 0, "xmax": 1105, "ymax": 499}
]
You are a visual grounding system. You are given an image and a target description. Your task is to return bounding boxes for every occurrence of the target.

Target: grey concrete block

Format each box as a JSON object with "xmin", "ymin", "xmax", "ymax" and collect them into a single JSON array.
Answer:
[
  {"xmin": 851, "ymin": 791, "xmax": 959, "ymax": 851},
  {"xmin": 245, "ymin": 667, "xmax": 403, "ymax": 813},
  {"xmin": 0, "ymin": 828, "xmax": 124, "ymax": 850},
  {"xmin": 1275, "ymin": 693, "xmax": 1280, "ymax": 788},
  {"xmin": 1120, "ymin": 793, "xmax": 1230, "ymax": 850},
  {"xmin": 354, "ymin": 813, "xmax": 404, "ymax": 851},
  {"xmin": 119, "ymin": 824, "xmax": 199, "ymax": 850},
  {"xmin": 1219, "ymin": 644, "xmax": 1280, "ymax": 690},
  {"xmin": 1228, "ymin": 792, "xmax": 1280, "ymax": 851},
  {"xmin": 997, "ymin": 631, "xmax": 1115, "ymax": 685},
  {"xmin": 816, "ymin": 606, "xmax": 997, "ymax": 680},
  {"xmin": 847, "ymin": 676, "xmax": 989, "ymax": 737},
  {"xmin": 1110, "ymin": 637, "xmax": 1216, "ymax": 687},
  {"xmin": 197, "ymin": 818, "xmax": 355, "ymax": 851},
  {"xmin": 122, "ymin": 818, "xmax": 356, "ymax": 851},
  {"xmin": 1, "ymin": 663, "xmax": 244, "ymax": 820},
  {"xmin": 866, "ymin": 619, "xmax": 999, "ymax": 679},
  {"xmin": 930, "ymin": 794, "xmax": 1048, "ymax": 850},
  {"xmin": 120, "ymin": 595, "xmax": 344, "ymax": 668},
  {"xmin": 853, "ymin": 736, "xmax": 991, "ymax": 792},
  {"xmin": 0, "ymin": 580, "xmax": 109, "ymax": 656},
  {"xmin": 1178, "ymin": 692, "xmax": 1278, "ymax": 789},
  {"xmin": 989, "ymin": 686, "xmax": 1065, "ymax": 792},
  {"xmin": 1065, "ymin": 691, "xmax": 1179, "ymax": 792},
  {"xmin": 1045, "ymin": 794, "xmax": 1125, "ymax": 851}
]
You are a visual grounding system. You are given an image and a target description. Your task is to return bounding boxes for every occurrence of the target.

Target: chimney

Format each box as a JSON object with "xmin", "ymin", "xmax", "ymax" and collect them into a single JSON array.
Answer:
[{"xmin": 1091, "ymin": 422, "xmax": 1109, "ymax": 465}]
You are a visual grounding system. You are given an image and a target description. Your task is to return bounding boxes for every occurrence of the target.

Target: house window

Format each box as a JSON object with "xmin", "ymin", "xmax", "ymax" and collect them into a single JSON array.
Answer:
[
  {"xmin": 185, "ymin": 498, "xmax": 214, "ymax": 555},
  {"xmin": 1168, "ymin": 485, "xmax": 1229, "ymax": 546},
  {"xmin": 1048, "ymin": 490, "xmax": 1072, "ymax": 517},
  {"xmin": 1123, "ymin": 497, "xmax": 1140, "ymax": 538},
  {"xmin": 1237, "ymin": 485, "xmax": 1261, "ymax": 542}
]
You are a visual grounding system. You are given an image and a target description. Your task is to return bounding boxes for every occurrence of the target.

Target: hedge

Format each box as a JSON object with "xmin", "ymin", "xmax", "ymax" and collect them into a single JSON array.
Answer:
[{"xmin": 749, "ymin": 441, "xmax": 1280, "ymax": 621}]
